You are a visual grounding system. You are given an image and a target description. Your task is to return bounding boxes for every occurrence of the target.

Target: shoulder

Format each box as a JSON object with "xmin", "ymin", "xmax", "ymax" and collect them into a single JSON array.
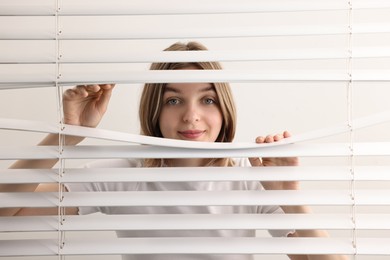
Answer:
[
  {"xmin": 231, "ymin": 158, "xmax": 251, "ymax": 167},
  {"xmin": 84, "ymin": 158, "xmax": 143, "ymax": 168}
]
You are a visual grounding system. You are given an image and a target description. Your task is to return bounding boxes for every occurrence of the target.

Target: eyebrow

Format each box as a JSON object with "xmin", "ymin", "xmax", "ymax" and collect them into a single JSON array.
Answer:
[{"xmin": 164, "ymin": 85, "xmax": 215, "ymax": 94}]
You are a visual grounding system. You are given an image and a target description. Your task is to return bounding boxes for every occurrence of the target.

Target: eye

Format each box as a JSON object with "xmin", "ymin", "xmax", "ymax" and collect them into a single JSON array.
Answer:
[
  {"xmin": 203, "ymin": 97, "xmax": 216, "ymax": 105},
  {"xmin": 166, "ymin": 98, "xmax": 181, "ymax": 105}
]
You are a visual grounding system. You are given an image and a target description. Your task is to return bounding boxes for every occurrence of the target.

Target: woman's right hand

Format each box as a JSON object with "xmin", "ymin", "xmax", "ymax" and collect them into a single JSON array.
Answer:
[
  {"xmin": 1, "ymin": 84, "xmax": 115, "ymax": 217},
  {"xmin": 63, "ymin": 84, "xmax": 115, "ymax": 127}
]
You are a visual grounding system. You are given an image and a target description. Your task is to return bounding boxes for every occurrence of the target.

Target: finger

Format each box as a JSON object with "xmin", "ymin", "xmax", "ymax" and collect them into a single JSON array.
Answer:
[
  {"xmin": 63, "ymin": 88, "xmax": 78, "ymax": 99},
  {"xmin": 84, "ymin": 84, "xmax": 100, "ymax": 93},
  {"xmin": 65, "ymin": 85, "xmax": 89, "ymax": 97},
  {"xmin": 99, "ymin": 84, "xmax": 115, "ymax": 90},
  {"xmin": 96, "ymin": 86, "xmax": 114, "ymax": 111},
  {"xmin": 77, "ymin": 84, "xmax": 105, "ymax": 98},
  {"xmin": 255, "ymin": 136, "xmax": 266, "ymax": 143},
  {"xmin": 283, "ymin": 131, "xmax": 292, "ymax": 138},
  {"xmin": 75, "ymin": 84, "xmax": 99, "ymax": 91},
  {"xmin": 265, "ymin": 135, "xmax": 274, "ymax": 143},
  {"xmin": 75, "ymin": 85, "xmax": 89, "ymax": 97},
  {"xmin": 273, "ymin": 134, "xmax": 283, "ymax": 142}
]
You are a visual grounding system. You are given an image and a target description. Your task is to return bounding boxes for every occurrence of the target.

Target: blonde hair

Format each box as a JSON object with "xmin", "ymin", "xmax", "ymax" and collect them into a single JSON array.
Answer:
[{"xmin": 139, "ymin": 42, "xmax": 237, "ymax": 167}]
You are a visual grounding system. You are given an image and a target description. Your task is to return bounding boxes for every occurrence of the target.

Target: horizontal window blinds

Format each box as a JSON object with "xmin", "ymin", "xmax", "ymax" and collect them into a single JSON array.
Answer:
[{"xmin": 1, "ymin": 0, "xmax": 390, "ymax": 259}]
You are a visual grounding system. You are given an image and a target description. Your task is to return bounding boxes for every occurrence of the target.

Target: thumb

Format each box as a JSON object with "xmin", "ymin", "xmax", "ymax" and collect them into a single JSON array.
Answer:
[{"xmin": 249, "ymin": 157, "xmax": 263, "ymax": 167}]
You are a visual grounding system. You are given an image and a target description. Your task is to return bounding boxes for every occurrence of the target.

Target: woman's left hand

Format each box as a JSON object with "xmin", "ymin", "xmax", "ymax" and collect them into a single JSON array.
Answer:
[{"xmin": 248, "ymin": 131, "xmax": 300, "ymax": 190}]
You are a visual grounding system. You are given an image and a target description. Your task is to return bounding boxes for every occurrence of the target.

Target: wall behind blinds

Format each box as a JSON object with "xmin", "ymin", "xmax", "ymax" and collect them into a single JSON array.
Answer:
[{"xmin": 1, "ymin": 0, "xmax": 390, "ymax": 259}]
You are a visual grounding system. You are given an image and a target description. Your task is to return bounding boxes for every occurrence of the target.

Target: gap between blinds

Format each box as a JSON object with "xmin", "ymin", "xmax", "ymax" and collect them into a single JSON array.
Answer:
[{"xmin": 1, "ymin": 0, "xmax": 390, "ymax": 259}]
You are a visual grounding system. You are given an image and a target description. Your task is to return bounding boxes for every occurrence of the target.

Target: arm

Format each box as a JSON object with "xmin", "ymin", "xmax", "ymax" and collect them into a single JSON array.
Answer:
[
  {"xmin": 249, "ymin": 131, "xmax": 349, "ymax": 260},
  {"xmin": 0, "ymin": 84, "xmax": 115, "ymax": 216}
]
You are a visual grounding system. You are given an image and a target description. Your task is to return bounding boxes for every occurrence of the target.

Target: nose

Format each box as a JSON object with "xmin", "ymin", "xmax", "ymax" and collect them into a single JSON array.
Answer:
[{"xmin": 182, "ymin": 103, "xmax": 200, "ymax": 123}]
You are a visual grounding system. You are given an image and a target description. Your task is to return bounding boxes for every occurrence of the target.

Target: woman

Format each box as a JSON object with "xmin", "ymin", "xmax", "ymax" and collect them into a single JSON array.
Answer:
[{"xmin": 1, "ymin": 41, "xmax": 347, "ymax": 260}]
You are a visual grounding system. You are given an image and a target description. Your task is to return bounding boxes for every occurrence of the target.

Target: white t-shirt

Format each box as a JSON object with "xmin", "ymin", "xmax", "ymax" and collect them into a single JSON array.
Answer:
[{"xmin": 66, "ymin": 158, "xmax": 293, "ymax": 260}]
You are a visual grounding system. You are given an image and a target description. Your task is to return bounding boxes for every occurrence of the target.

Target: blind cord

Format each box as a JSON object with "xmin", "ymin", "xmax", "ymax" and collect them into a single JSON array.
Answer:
[
  {"xmin": 54, "ymin": 0, "xmax": 66, "ymax": 258},
  {"xmin": 347, "ymin": 0, "xmax": 357, "ymax": 257}
]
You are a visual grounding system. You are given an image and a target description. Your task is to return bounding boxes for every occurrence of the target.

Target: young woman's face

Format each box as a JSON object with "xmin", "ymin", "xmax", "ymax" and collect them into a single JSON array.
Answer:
[{"xmin": 159, "ymin": 82, "xmax": 223, "ymax": 142}]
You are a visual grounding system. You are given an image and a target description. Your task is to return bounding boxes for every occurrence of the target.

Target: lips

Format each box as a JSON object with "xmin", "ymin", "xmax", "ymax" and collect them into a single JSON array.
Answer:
[{"xmin": 178, "ymin": 129, "xmax": 205, "ymax": 139}]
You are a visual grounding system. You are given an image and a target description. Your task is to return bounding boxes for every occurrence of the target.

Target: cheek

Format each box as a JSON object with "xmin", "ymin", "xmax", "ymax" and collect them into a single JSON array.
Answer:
[
  {"xmin": 158, "ymin": 111, "xmax": 167, "ymax": 135},
  {"xmin": 209, "ymin": 109, "xmax": 223, "ymax": 130},
  {"xmin": 158, "ymin": 109, "xmax": 175, "ymax": 136}
]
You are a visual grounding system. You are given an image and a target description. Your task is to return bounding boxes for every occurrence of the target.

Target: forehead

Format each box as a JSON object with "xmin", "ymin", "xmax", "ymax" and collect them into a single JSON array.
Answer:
[{"xmin": 164, "ymin": 82, "xmax": 215, "ymax": 94}]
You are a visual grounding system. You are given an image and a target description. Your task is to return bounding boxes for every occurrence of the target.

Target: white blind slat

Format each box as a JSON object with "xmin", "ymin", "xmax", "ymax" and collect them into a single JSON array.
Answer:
[
  {"xmin": 0, "ymin": 169, "xmax": 57, "ymax": 183},
  {"xmin": 354, "ymin": 166, "xmax": 390, "ymax": 181},
  {"xmin": 2, "ymin": 166, "xmax": 390, "ymax": 184},
  {"xmin": 0, "ymin": 118, "xmax": 58, "ymax": 134},
  {"xmin": 0, "ymin": 214, "xmax": 354, "ymax": 232},
  {"xmin": 0, "ymin": 215, "xmax": 58, "ymax": 232},
  {"xmin": 0, "ymin": 239, "xmax": 57, "ymax": 256},
  {"xmin": 0, "ymin": 64, "xmax": 55, "ymax": 84},
  {"xmin": 0, "ymin": 146, "xmax": 58, "ymax": 160},
  {"xmin": 0, "ymin": 237, "xmax": 354, "ymax": 256},
  {"xmin": 0, "ymin": 83, "xmax": 54, "ymax": 90},
  {"xmin": 2, "ymin": 16, "xmax": 390, "ymax": 40},
  {"xmin": 4, "ymin": 42, "xmax": 390, "ymax": 63},
  {"xmin": 0, "ymin": 0, "xmax": 55, "ymax": 15},
  {"xmin": 0, "ymin": 190, "xmax": 365, "ymax": 208},
  {"xmin": 60, "ymin": 190, "xmax": 390, "ymax": 207},
  {"xmin": 0, "ymin": 214, "xmax": 340, "ymax": 233},
  {"xmin": 0, "ymin": 16, "xmax": 55, "ymax": 40},
  {"xmin": 59, "ymin": 22, "xmax": 348, "ymax": 40},
  {"xmin": 4, "ymin": 66, "xmax": 390, "ymax": 85},
  {"xmin": 355, "ymin": 190, "xmax": 390, "ymax": 205},
  {"xmin": 58, "ymin": 46, "xmax": 390, "ymax": 63},
  {"xmin": 1, "ymin": 167, "xmax": 352, "ymax": 184},
  {"xmin": 357, "ymin": 238, "xmax": 390, "ymax": 255},
  {"xmin": 0, "ymin": 40, "xmax": 55, "ymax": 63},
  {"xmin": 55, "ymin": 68, "xmax": 390, "ymax": 84},
  {"xmin": 58, "ymin": 237, "xmax": 357, "ymax": 255},
  {"xmin": 0, "ymin": 192, "xmax": 58, "ymax": 208},
  {"xmin": 2, "ymin": 142, "xmax": 390, "ymax": 160},
  {"xmin": 3, "ymin": 0, "xmax": 390, "ymax": 16},
  {"xmin": 54, "ymin": 142, "xmax": 390, "ymax": 158},
  {"xmin": 354, "ymin": 0, "xmax": 390, "ymax": 9},
  {"xmin": 58, "ymin": 0, "xmax": 390, "ymax": 14},
  {"xmin": 58, "ymin": 0, "xmax": 349, "ymax": 15},
  {"xmin": 60, "ymin": 47, "xmax": 349, "ymax": 63},
  {"xmin": 2, "ymin": 213, "xmax": 390, "ymax": 232},
  {"xmin": 356, "ymin": 214, "xmax": 390, "ymax": 230}
]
